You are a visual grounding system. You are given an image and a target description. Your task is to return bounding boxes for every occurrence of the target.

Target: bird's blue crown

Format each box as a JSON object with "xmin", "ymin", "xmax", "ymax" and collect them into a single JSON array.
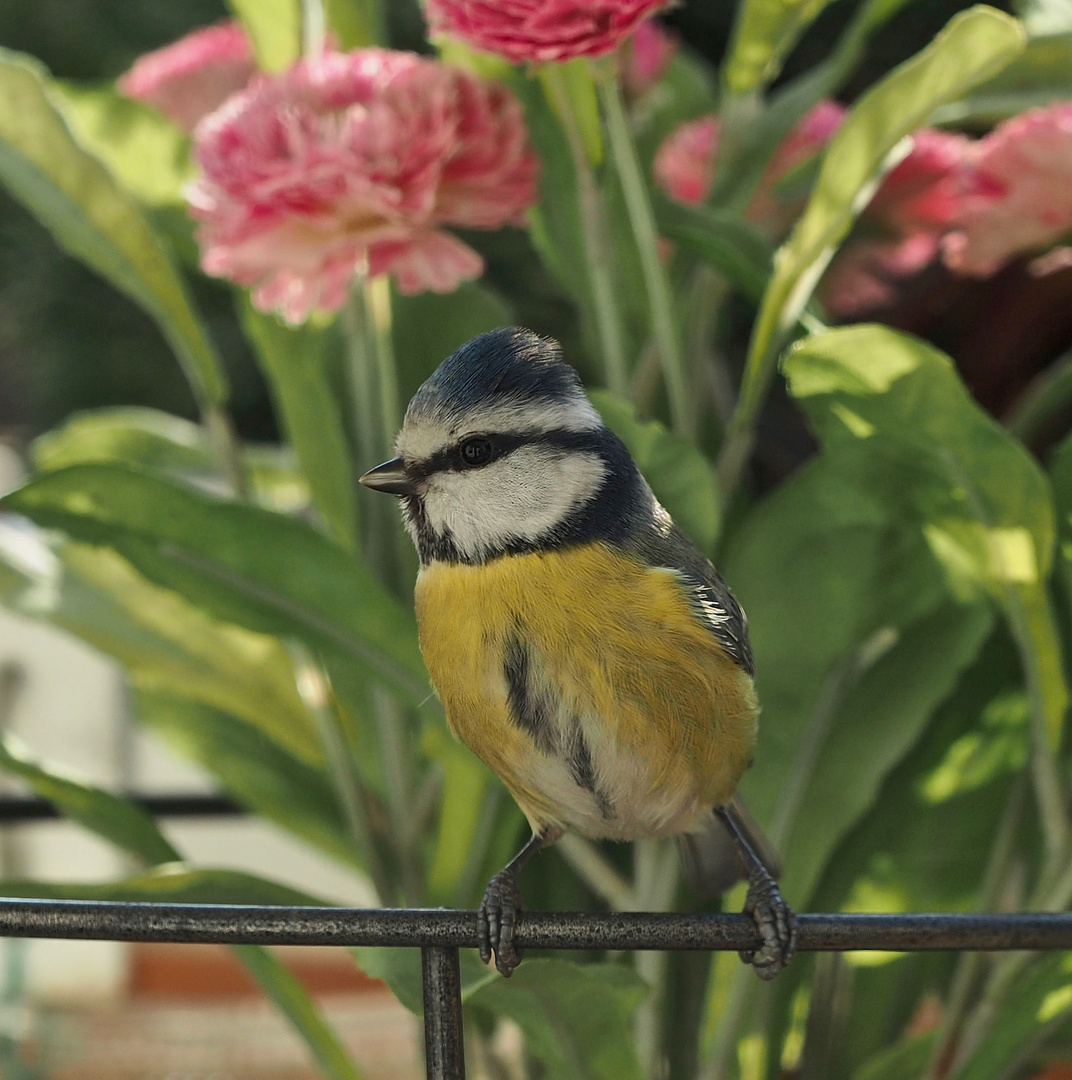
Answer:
[{"xmin": 407, "ymin": 327, "xmax": 584, "ymax": 422}]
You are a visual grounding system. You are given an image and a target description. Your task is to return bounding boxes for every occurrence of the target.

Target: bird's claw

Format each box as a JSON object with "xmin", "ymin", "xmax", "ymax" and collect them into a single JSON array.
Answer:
[
  {"xmin": 478, "ymin": 871, "xmax": 524, "ymax": 977},
  {"xmin": 739, "ymin": 873, "xmax": 796, "ymax": 980}
]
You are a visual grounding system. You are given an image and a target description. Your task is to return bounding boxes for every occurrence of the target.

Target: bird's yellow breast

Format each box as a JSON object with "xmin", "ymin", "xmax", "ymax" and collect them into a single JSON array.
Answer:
[{"xmin": 415, "ymin": 543, "xmax": 759, "ymax": 838}]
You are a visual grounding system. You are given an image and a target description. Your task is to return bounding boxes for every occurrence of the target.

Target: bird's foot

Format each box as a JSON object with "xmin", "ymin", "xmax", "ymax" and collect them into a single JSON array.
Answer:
[
  {"xmin": 739, "ymin": 871, "xmax": 797, "ymax": 980},
  {"xmin": 478, "ymin": 871, "xmax": 524, "ymax": 977}
]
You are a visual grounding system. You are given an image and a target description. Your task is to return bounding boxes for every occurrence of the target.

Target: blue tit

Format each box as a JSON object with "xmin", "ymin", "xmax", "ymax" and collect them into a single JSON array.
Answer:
[{"xmin": 360, "ymin": 327, "xmax": 796, "ymax": 979}]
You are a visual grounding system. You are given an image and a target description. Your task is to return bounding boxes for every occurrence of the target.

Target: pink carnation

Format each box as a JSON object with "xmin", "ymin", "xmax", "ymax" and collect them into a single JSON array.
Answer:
[
  {"xmin": 869, "ymin": 129, "xmax": 973, "ymax": 233},
  {"xmin": 943, "ymin": 103, "xmax": 1072, "ymax": 277},
  {"xmin": 654, "ymin": 114, "xmax": 717, "ymax": 207},
  {"xmin": 187, "ymin": 48, "xmax": 539, "ymax": 322},
  {"xmin": 425, "ymin": 0, "xmax": 671, "ymax": 64},
  {"xmin": 119, "ymin": 20, "xmax": 256, "ymax": 132},
  {"xmin": 820, "ymin": 129, "xmax": 977, "ymax": 319},
  {"xmin": 654, "ymin": 101, "xmax": 845, "ymax": 234},
  {"xmin": 622, "ymin": 19, "xmax": 677, "ymax": 97}
]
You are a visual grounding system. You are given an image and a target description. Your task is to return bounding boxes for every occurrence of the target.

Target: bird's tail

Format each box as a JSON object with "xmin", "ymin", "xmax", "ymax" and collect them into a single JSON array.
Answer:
[{"xmin": 678, "ymin": 794, "xmax": 782, "ymax": 897}]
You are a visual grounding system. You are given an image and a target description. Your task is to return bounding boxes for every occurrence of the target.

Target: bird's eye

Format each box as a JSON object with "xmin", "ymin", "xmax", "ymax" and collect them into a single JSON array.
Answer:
[{"xmin": 459, "ymin": 437, "xmax": 494, "ymax": 468}]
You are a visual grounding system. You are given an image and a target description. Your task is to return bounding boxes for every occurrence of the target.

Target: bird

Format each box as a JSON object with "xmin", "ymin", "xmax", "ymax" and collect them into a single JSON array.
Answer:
[{"xmin": 360, "ymin": 327, "xmax": 796, "ymax": 980}]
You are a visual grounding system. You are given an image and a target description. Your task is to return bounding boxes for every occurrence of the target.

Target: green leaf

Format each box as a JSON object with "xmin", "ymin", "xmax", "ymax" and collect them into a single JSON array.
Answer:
[
  {"xmin": 422, "ymin": 723, "xmax": 493, "ymax": 903},
  {"xmin": 0, "ymin": 731, "xmax": 180, "ymax": 866},
  {"xmin": 0, "ymin": 50, "xmax": 228, "ymax": 407},
  {"xmin": 785, "ymin": 326, "xmax": 1055, "ymax": 585},
  {"xmin": 133, "ymin": 691, "xmax": 359, "ymax": 869},
  {"xmin": 812, "ymin": 629, "xmax": 1023, "ymax": 921},
  {"xmin": 351, "ymin": 945, "xmax": 497, "ymax": 1015},
  {"xmin": 233, "ymin": 944, "xmax": 366, "ymax": 1080},
  {"xmin": 32, "ymin": 406, "xmax": 315, "ymax": 514},
  {"xmin": 0, "ymin": 866, "xmax": 328, "ymax": 906},
  {"xmin": 952, "ymin": 952, "xmax": 1072, "ymax": 1080},
  {"xmin": 1, "ymin": 464, "xmax": 430, "ymax": 706},
  {"xmin": 466, "ymin": 959, "xmax": 648, "ymax": 1080},
  {"xmin": 785, "ymin": 325, "xmax": 1065, "ymax": 747},
  {"xmin": 591, "ymin": 391, "xmax": 720, "ymax": 553},
  {"xmin": 240, "ymin": 303, "xmax": 357, "ymax": 549},
  {"xmin": 50, "ymin": 81, "xmax": 192, "ymax": 207},
  {"xmin": 1051, "ymin": 429, "xmax": 1072, "ymax": 615},
  {"xmin": 63, "ymin": 542, "xmax": 322, "ymax": 764},
  {"xmin": 354, "ymin": 948, "xmax": 647, "ymax": 1080},
  {"xmin": 934, "ymin": 31, "xmax": 1072, "ymax": 124},
  {"xmin": 652, "ymin": 195, "xmax": 775, "ymax": 305},
  {"xmin": 774, "ymin": 600, "xmax": 994, "ymax": 903},
  {"xmin": 32, "ymin": 408, "xmax": 213, "ymax": 476},
  {"xmin": 226, "ymin": 0, "xmax": 301, "ymax": 72},
  {"xmin": 723, "ymin": 0, "xmax": 839, "ymax": 94},
  {"xmin": 738, "ymin": 8, "xmax": 1024, "ymax": 430},
  {"xmin": 324, "ymin": 0, "xmax": 378, "ymax": 48},
  {"xmin": 852, "ymin": 1032, "xmax": 936, "ymax": 1080},
  {"xmin": 722, "ymin": 447, "xmax": 984, "ymax": 892},
  {"xmin": 0, "ymin": 528, "xmax": 321, "ymax": 766}
]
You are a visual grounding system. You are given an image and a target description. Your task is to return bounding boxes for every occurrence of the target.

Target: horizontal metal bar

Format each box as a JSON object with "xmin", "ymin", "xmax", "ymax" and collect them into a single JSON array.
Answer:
[
  {"xmin": 0, "ymin": 899, "xmax": 1068, "ymax": 953},
  {"xmin": 0, "ymin": 794, "xmax": 244, "ymax": 822}
]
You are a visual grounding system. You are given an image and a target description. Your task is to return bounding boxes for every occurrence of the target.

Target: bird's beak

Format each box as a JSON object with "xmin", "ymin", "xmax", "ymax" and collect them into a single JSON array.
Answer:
[{"xmin": 359, "ymin": 457, "xmax": 416, "ymax": 496}]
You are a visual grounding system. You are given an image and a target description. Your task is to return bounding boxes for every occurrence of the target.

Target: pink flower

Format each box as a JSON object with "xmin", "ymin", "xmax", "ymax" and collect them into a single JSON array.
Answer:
[
  {"xmin": 622, "ymin": 19, "xmax": 677, "ymax": 97},
  {"xmin": 187, "ymin": 48, "xmax": 539, "ymax": 322},
  {"xmin": 942, "ymin": 103, "xmax": 1072, "ymax": 277},
  {"xmin": 869, "ymin": 129, "xmax": 973, "ymax": 233},
  {"xmin": 654, "ymin": 114, "xmax": 717, "ymax": 207},
  {"xmin": 654, "ymin": 101, "xmax": 845, "ymax": 234},
  {"xmin": 119, "ymin": 20, "xmax": 256, "ymax": 132},
  {"xmin": 425, "ymin": 0, "xmax": 671, "ymax": 64},
  {"xmin": 820, "ymin": 129, "xmax": 977, "ymax": 318}
]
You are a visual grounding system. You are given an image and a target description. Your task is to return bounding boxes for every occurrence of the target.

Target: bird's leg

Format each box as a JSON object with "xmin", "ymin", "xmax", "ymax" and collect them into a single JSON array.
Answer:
[
  {"xmin": 478, "ymin": 827, "xmax": 561, "ymax": 977},
  {"xmin": 715, "ymin": 804, "xmax": 797, "ymax": 980}
]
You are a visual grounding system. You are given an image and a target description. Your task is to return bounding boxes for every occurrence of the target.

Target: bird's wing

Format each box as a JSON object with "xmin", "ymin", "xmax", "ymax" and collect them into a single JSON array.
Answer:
[
  {"xmin": 628, "ymin": 509, "xmax": 755, "ymax": 677},
  {"xmin": 677, "ymin": 564, "xmax": 755, "ymax": 677}
]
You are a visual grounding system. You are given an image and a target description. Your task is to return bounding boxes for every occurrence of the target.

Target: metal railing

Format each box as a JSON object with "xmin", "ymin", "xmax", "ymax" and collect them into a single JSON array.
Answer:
[
  {"xmin": 0, "ymin": 897, "xmax": 1070, "ymax": 1080},
  {"xmin": 1, "ymin": 792, "xmax": 1071, "ymax": 1078}
]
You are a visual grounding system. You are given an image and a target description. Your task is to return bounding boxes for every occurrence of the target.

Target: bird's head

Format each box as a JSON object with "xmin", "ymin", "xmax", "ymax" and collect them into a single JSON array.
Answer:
[{"xmin": 360, "ymin": 327, "xmax": 643, "ymax": 565}]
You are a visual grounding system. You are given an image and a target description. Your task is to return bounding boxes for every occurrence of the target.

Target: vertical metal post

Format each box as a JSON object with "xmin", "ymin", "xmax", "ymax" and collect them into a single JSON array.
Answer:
[{"xmin": 421, "ymin": 946, "xmax": 466, "ymax": 1080}]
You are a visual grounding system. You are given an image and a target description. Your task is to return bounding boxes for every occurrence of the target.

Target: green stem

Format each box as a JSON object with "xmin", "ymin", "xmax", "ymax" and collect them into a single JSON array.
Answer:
[
  {"xmin": 541, "ymin": 66, "xmax": 630, "ymax": 398},
  {"xmin": 769, "ymin": 628, "xmax": 899, "ymax": 849},
  {"xmin": 345, "ymin": 282, "xmax": 393, "ymax": 580},
  {"xmin": 302, "ymin": 0, "xmax": 326, "ymax": 56},
  {"xmin": 556, "ymin": 834, "xmax": 638, "ymax": 910},
  {"xmin": 1004, "ymin": 588, "xmax": 1069, "ymax": 866},
  {"xmin": 686, "ymin": 265, "xmax": 734, "ymax": 431},
  {"xmin": 288, "ymin": 641, "xmax": 395, "ymax": 905},
  {"xmin": 702, "ymin": 953, "xmax": 759, "ymax": 1080},
  {"xmin": 453, "ymin": 785, "xmax": 506, "ymax": 907},
  {"xmin": 365, "ymin": 275, "xmax": 401, "ymax": 439},
  {"xmin": 372, "ymin": 687, "xmax": 423, "ymax": 905},
  {"xmin": 633, "ymin": 839, "xmax": 679, "ymax": 1076},
  {"xmin": 1004, "ymin": 345, "xmax": 1072, "ymax": 444},
  {"xmin": 204, "ymin": 404, "xmax": 248, "ymax": 499},
  {"xmin": 925, "ymin": 778, "xmax": 1024, "ymax": 1079},
  {"xmin": 597, "ymin": 66, "xmax": 693, "ymax": 437},
  {"xmin": 343, "ymin": 277, "xmax": 422, "ymax": 904}
]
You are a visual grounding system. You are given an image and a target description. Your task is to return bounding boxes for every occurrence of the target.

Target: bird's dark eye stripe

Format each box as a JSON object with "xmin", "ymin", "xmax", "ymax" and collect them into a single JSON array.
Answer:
[{"xmin": 413, "ymin": 428, "xmax": 599, "ymax": 477}]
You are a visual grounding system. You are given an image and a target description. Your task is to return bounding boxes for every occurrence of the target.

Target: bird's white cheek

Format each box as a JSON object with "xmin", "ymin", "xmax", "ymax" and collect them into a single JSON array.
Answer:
[{"xmin": 422, "ymin": 449, "xmax": 606, "ymax": 561}]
